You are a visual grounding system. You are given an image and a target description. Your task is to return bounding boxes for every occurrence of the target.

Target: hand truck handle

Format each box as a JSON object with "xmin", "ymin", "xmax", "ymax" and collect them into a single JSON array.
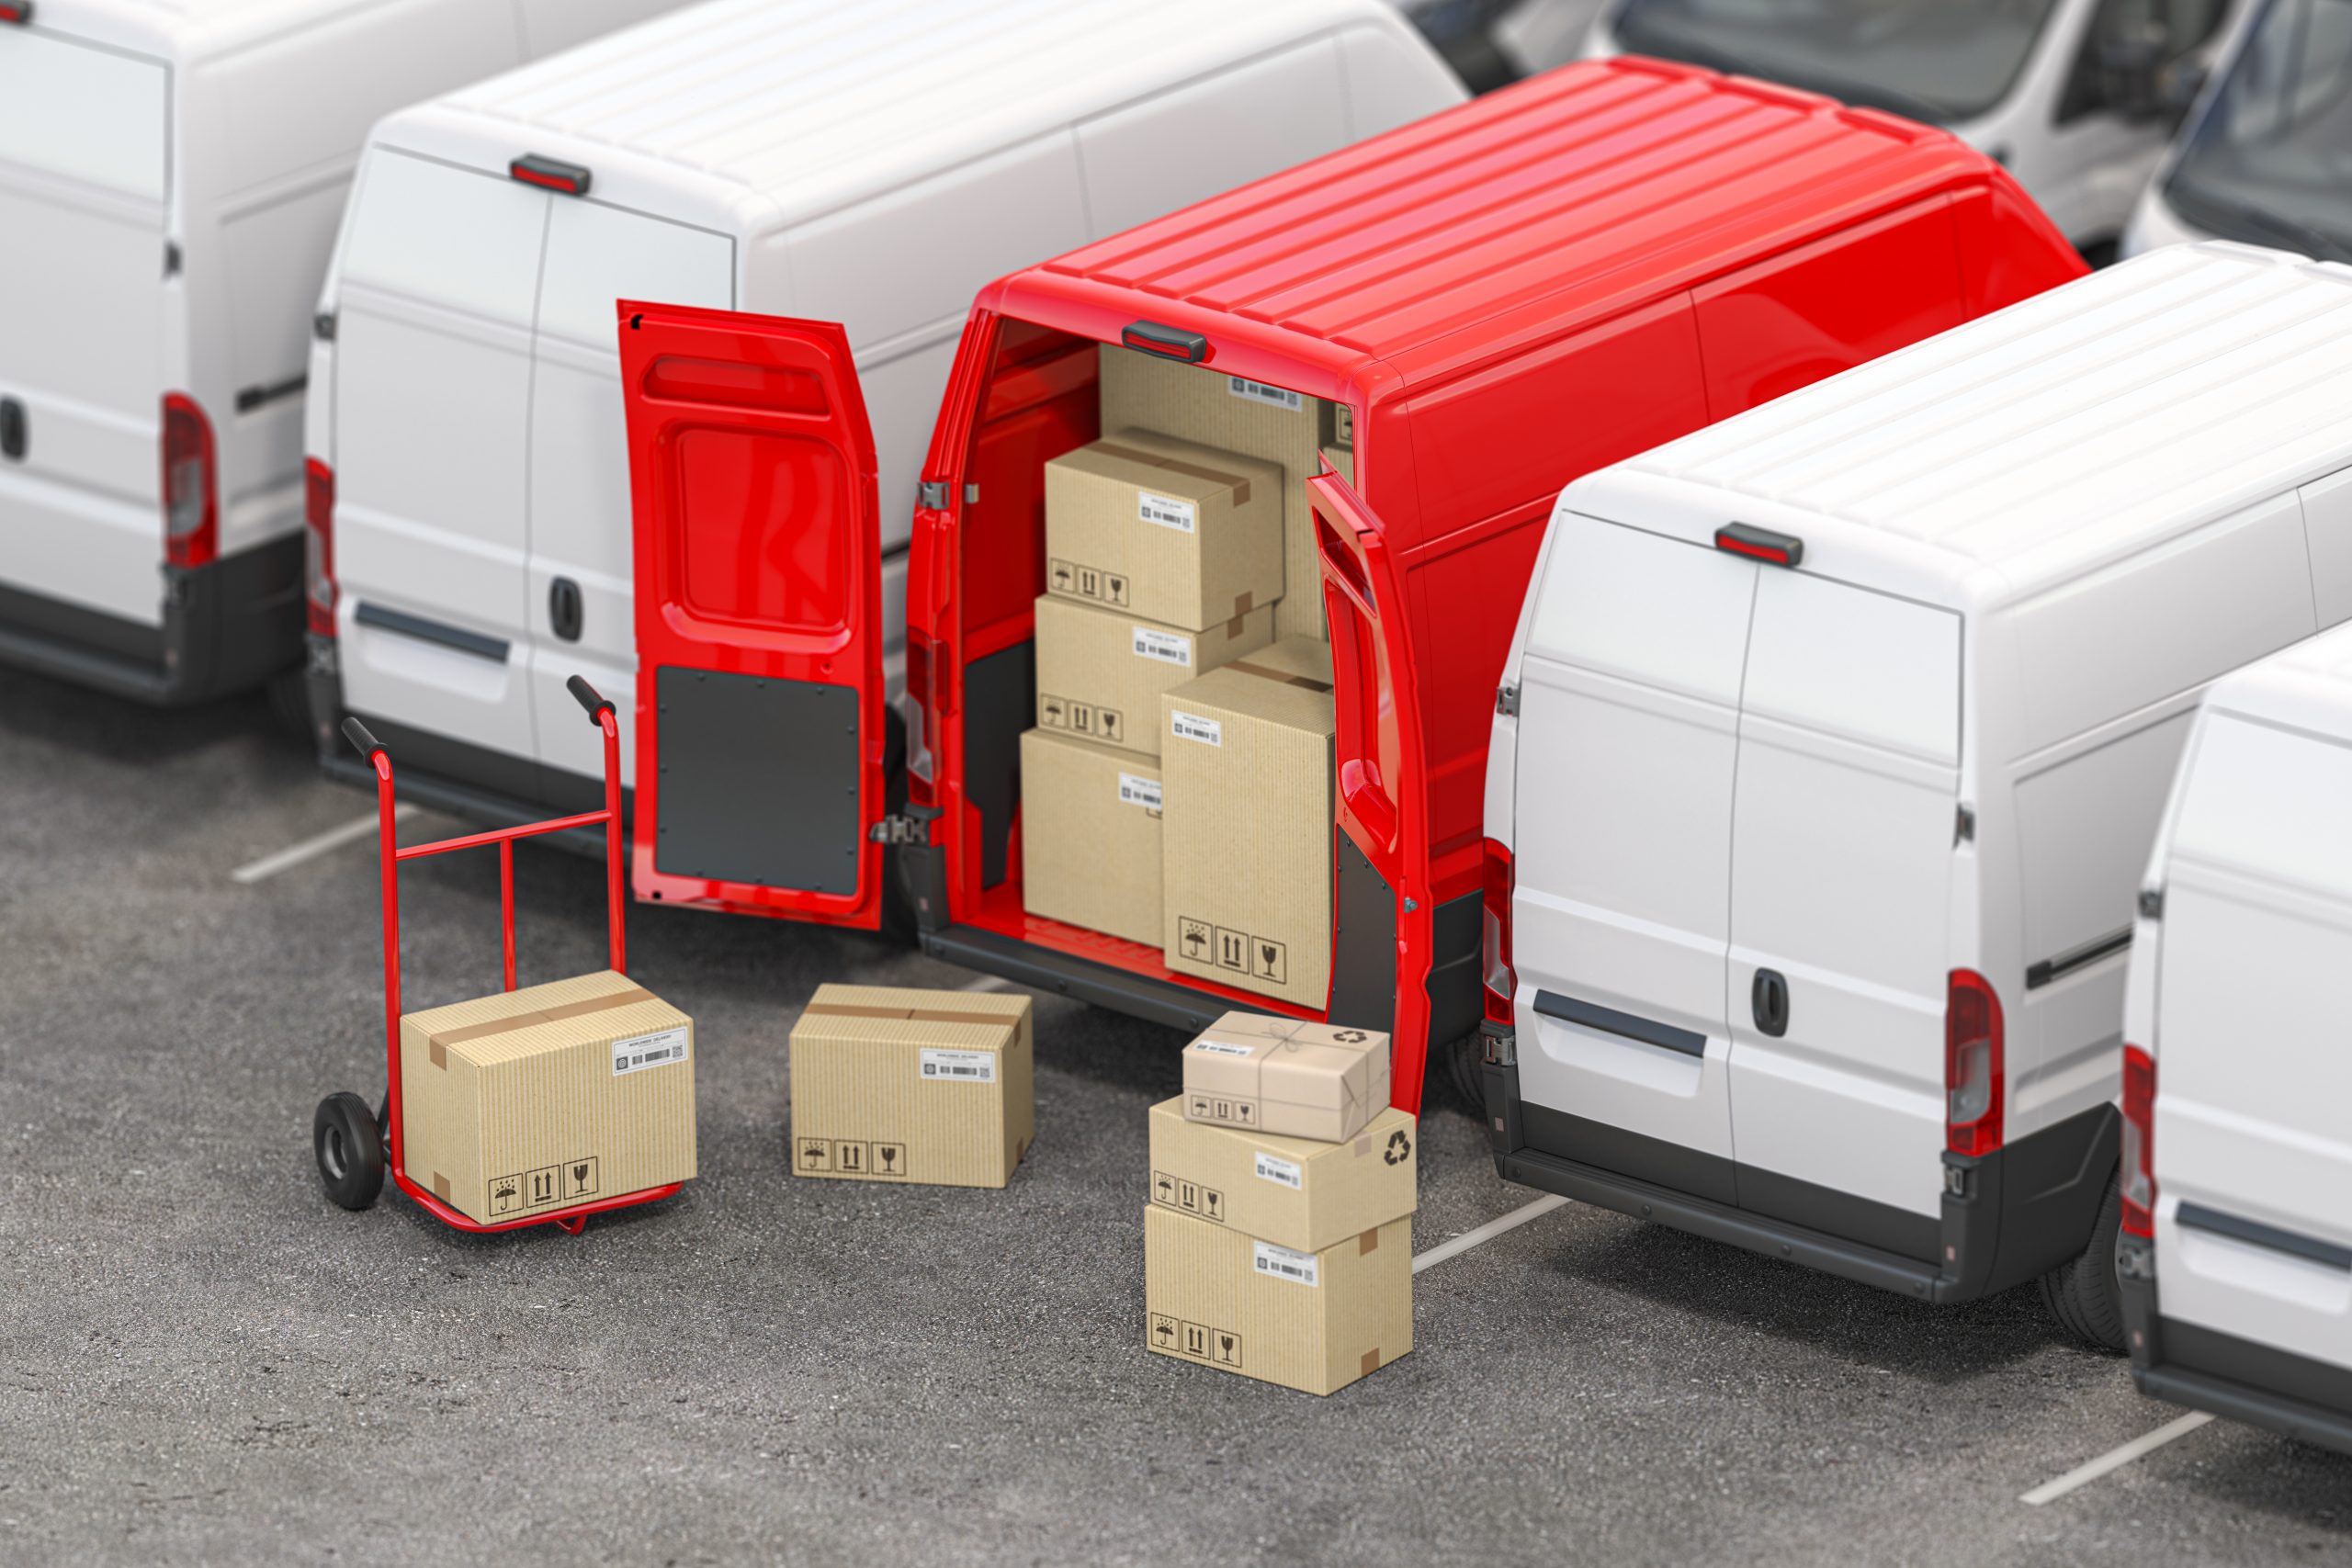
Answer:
[
  {"xmin": 341, "ymin": 716, "xmax": 384, "ymax": 759},
  {"xmin": 567, "ymin": 674, "xmax": 616, "ymax": 722}
]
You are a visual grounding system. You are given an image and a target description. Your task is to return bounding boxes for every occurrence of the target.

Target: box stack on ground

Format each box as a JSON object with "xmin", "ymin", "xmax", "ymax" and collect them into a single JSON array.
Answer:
[
  {"xmin": 786, "ymin": 985, "xmax": 1035, "ymax": 1188},
  {"xmin": 1144, "ymin": 1012, "xmax": 1414, "ymax": 1395},
  {"xmin": 1022, "ymin": 353, "xmax": 1343, "ymax": 1011}
]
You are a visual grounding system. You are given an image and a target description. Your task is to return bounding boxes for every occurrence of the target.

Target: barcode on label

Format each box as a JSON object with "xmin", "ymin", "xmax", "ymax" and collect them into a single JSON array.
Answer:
[
  {"xmin": 1252, "ymin": 1240, "xmax": 1319, "ymax": 1287},
  {"xmin": 1132, "ymin": 627, "xmax": 1191, "ymax": 667},
  {"xmin": 919, "ymin": 1047, "xmax": 997, "ymax": 1084},
  {"xmin": 1137, "ymin": 491, "xmax": 1197, "ymax": 533},
  {"xmin": 612, "ymin": 1025, "xmax": 689, "ymax": 1077},
  {"xmin": 1170, "ymin": 710, "xmax": 1222, "ymax": 747},
  {"xmin": 1118, "ymin": 772, "xmax": 1162, "ymax": 810},
  {"xmin": 1254, "ymin": 1152, "xmax": 1303, "ymax": 1190},
  {"xmin": 1192, "ymin": 1040, "xmax": 1254, "ymax": 1057},
  {"xmin": 1227, "ymin": 377, "xmax": 1304, "ymax": 412}
]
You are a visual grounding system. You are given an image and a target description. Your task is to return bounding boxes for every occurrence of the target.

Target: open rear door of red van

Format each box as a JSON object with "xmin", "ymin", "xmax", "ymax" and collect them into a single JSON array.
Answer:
[
  {"xmin": 1309, "ymin": 469, "xmax": 1435, "ymax": 1115},
  {"xmin": 616, "ymin": 301, "xmax": 888, "ymax": 930}
]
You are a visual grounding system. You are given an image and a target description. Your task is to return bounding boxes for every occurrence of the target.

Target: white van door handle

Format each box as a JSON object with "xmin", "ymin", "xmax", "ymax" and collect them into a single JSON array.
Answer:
[
  {"xmin": 1751, "ymin": 969, "xmax": 1790, "ymax": 1038},
  {"xmin": 0, "ymin": 397, "xmax": 22, "ymax": 461},
  {"xmin": 549, "ymin": 578, "xmax": 583, "ymax": 643}
]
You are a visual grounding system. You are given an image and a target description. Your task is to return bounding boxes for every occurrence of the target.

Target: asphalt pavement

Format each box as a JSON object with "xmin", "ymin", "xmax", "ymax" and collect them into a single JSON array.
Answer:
[{"xmin": 2, "ymin": 663, "xmax": 2346, "ymax": 1567}]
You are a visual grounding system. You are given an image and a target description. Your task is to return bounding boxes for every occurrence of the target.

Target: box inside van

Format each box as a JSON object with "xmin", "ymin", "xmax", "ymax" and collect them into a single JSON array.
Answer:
[
  {"xmin": 612, "ymin": 57, "xmax": 2084, "ymax": 1111},
  {"xmin": 0, "ymin": 0, "xmax": 694, "ymax": 705},
  {"xmin": 1482, "ymin": 240, "xmax": 2352, "ymax": 1342},
  {"xmin": 2122, "ymin": 606, "xmax": 2352, "ymax": 1450},
  {"xmin": 305, "ymin": 0, "xmax": 1464, "ymax": 817}
]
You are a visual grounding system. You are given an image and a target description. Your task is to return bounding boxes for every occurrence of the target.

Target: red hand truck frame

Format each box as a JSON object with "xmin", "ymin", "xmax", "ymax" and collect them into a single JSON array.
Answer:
[{"xmin": 311, "ymin": 674, "xmax": 683, "ymax": 1235}]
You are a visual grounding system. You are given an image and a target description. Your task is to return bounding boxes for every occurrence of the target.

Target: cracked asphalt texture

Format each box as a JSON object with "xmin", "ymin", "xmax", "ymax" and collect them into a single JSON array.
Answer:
[{"xmin": 2, "ymin": 663, "xmax": 2347, "ymax": 1567}]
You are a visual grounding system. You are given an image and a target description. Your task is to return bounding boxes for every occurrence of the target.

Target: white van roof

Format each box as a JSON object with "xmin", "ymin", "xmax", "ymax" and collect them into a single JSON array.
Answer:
[
  {"xmin": 1561, "ymin": 243, "xmax": 2352, "ymax": 612},
  {"xmin": 373, "ymin": 0, "xmax": 1415, "ymax": 233},
  {"xmin": 37, "ymin": 0, "xmax": 390, "ymax": 58}
]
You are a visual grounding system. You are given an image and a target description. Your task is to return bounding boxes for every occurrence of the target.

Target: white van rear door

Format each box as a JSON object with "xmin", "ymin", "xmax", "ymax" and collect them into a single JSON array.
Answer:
[
  {"xmin": 0, "ymin": 28, "xmax": 168, "ymax": 623},
  {"xmin": 2155, "ymin": 714, "xmax": 2352, "ymax": 1373},
  {"xmin": 333, "ymin": 151, "xmax": 546, "ymax": 766},
  {"xmin": 524, "ymin": 197, "xmax": 733, "ymax": 794},
  {"xmin": 1726, "ymin": 570, "xmax": 1960, "ymax": 1252},
  {"xmin": 1510, "ymin": 513, "xmax": 1756, "ymax": 1198}
]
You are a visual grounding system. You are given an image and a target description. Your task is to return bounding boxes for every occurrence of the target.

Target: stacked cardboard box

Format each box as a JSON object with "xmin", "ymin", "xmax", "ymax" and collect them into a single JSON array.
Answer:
[
  {"xmin": 1159, "ymin": 637, "xmax": 1336, "ymax": 1008},
  {"xmin": 1023, "ymin": 425, "xmax": 1284, "ymax": 943},
  {"xmin": 1144, "ymin": 1012, "xmax": 1412, "ymax": 1395}
]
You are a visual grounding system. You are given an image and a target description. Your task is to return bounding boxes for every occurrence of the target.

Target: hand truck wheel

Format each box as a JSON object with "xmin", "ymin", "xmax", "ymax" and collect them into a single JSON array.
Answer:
[{"xmin": 314, "ymin": 1091, "xmax": 387, "ymax": 1211}]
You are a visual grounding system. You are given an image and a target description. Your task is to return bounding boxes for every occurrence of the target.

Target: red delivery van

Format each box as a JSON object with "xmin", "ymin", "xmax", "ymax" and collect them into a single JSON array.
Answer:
[{"xmin": 614, "ymin": 58, "xmax": 2085, "ymax": 1115}]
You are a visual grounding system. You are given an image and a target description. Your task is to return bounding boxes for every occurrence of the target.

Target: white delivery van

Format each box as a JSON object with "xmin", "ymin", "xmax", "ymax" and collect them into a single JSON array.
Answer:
[
  {"xmin": 0, "ymin": 0, "xmax": 696, "ymax": 706},
  {"xmin": 2119, "ymin": 618, "xmax": 2352, "ymax": 1452},
  {"xmin": 2121, "ymin": 0, "xmax": 2352, "ymax": 262},
  {"xmin": 1582, "ymin": 0, "xmax": 2241, "ymax": 257},
  {"xmin": 1476, "ymin": 241, "xmax": 2352, "ymax": 1348},
  {"xmin": 303, "ymin": 0, "xmax": 1464, "ymax": 823}
]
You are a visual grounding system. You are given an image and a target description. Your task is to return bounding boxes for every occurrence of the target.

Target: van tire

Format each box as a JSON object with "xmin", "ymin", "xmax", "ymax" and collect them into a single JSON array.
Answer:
[
  {"xmin": 266, "ymin": 668, "xmax": 312, "ymax": 737},
  {"xmin": 1444, "ymin": 1032, "xmax": 1487, "ymax": 1116},
  {"xmin": 2038, "ymin": 1170, "xmax": 2126, "ymax": 1353}
]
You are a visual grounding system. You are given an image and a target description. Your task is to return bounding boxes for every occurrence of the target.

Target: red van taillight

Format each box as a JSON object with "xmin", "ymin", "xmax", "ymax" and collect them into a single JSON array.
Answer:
[
  {"xmin": 1945, "ymin": 968, "xmax": 2005, "ymax": 1156},
  {"xmin": 1481, "ymin": 838, "xmax": 1516, "ymax": 1026},
  {"xmin": 2120, "ymin": 1044, "xmax": 2156, "ymax": 1238},
  {"xmin": 304, "ymin": 457, "xmax": 336, "ymax": 637},
  {"xmin": 161, "ymin": 393, "xmax": 217, "ymax": 569}
]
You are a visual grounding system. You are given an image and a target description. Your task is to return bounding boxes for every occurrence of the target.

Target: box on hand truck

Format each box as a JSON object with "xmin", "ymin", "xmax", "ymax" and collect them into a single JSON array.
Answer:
[{"xmin": 310, "ymin": 676, "xmax": 695, "ymax": 1235}]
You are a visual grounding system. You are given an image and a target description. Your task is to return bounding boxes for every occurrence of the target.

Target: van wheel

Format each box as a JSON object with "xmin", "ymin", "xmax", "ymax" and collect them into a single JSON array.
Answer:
[
  {"xmin": 2038, "ymin": 1170, "xmax": 2126, "ymax": 1353},
  {"xmin": 1443, "ymin": 1032, "xmax": 1487, "ymax": 1116},
  {"xmin": 266, "ymin": 668, "xmax": 312, "ymax": 737}
]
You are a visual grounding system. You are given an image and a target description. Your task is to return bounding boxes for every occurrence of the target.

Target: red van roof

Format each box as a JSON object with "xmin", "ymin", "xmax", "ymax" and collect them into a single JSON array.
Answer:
[{"xmin": 1017, "ymin": 57, "xmax": 2015, "ymax": 389}]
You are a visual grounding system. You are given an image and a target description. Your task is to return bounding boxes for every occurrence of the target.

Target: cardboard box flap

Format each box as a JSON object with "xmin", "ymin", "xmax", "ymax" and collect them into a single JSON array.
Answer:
[
  {"xmin": 795, "ymin": 983, "xmax": 1028, "ymax": 1051},
  {"xmin": 1057, "ymin": 428, "xmax": 1270, "ymax": 509},
  {"xmin": 401, "ymin": 971, "xmax": 688, "ymax": 1069}
]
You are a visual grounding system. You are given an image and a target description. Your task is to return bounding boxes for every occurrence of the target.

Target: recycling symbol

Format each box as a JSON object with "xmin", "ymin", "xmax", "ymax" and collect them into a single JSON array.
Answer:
[
  {"xmin": 1333, "ymin": 1029, "xmax": 1369, "ymax": 1043},
  {"xmin": 1383, "ymin": 1129, "xmax": 1411, "ymax": 1166}
]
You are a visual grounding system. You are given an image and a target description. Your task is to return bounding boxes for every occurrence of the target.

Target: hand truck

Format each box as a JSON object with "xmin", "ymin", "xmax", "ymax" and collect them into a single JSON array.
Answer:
[{"xmin": 311, "ymin": 675, "xmax": 682, "ymax": 1235}]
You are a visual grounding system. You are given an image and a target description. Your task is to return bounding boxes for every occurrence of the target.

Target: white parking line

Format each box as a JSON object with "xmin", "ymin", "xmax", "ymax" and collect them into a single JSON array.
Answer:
[
  {"xmin": 2019, "ymin": 1412, "xmax": 2215, "ymax": 1506},
  {"xmin": 1414, "ymin": 1194, "xmax": 1567, "ymax": 1273},
  {"xmin": 231, "ymin": 805, "xmax": 416, "ymax": 885}
]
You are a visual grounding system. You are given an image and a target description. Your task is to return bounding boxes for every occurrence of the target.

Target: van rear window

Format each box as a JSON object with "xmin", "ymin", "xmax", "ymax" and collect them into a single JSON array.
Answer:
[
  {"xmin": 0, "ymin": 33, "xmax": 166, "ymax": 200},
  {"xmin": 2173, "ymin": 713, "xmax": 2352, "ymax": 899},
  {"xmin": 1742, "ymin": 571, "xmax": 1960, "ymax": 765}
]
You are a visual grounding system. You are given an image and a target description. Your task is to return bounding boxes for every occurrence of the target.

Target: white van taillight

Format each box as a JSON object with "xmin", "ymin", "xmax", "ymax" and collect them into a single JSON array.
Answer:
[
  {"xmin": 1480, "ymin": 838, "xmax": 1516, "ymax": 1026},
  {"xmin": 1945, "ymin": 967, "xmax": 2005, "ymax": 1156},
  {"xmin": 2120, "ymin": 1044, "xmax": 2156, "ymax": 1238},
  {"xmin": 304, "ymin": 457, "xmax": 336, "ymax": 637},
  {"xmin": 161, "ymin": 393, "xmax": 217, "ymax": 570}
]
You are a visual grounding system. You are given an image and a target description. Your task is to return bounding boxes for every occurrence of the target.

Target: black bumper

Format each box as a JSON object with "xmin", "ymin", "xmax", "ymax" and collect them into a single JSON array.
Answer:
[
  {"xmin": 1480, "ymin": 1027, "xmax": 2116, "ymax": 1304},
  {"xmin": 0, "ymin": 534, "xmax": 301, "ymax": 704},
  {"xmin": 2122, "ymin": 1257, "xmax": 2352, "ymax": 1456}
]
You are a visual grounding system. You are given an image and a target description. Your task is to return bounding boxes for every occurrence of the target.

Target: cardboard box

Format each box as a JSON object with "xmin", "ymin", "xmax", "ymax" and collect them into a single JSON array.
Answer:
[
  {"xmin": 1179, "ymin": 1012, "xmax": 1393, "ymax": 1143},
  {"xmin": 397, "ymin": 970, "xmax": 696, "ymax": 1224},
  {"xmin": 1160, "ymin": 637, "xmax": 1337, "ymax": 1007},
  {"xmin": 1102, "ymin": 346, "xmax": 1351, "ymax": 643},
  {"xmin": 1020, "ymin": 728, "xmax": 1161, "ymax": 944},
  {"xmin": 1145, "ymin": 1204, "xmax": 1411, "ymax": 1396},
  {"xmin": 1148, "ymin": 1097, "xmax": 1416, "ymax": 1253},
  {"xmin": 1035, "ymin": 592, "xmax": 1272, "ymax": 759},
  {"xmin": 787, "ymin": 985, "xmax": 1034, "ymax": 1188},
  {"xmin": 1044, "ymin": 428, "xmax": 1283, "ymax": 632}
]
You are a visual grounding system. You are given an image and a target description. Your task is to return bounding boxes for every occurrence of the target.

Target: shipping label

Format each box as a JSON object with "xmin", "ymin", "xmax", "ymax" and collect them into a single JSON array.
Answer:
[
  {"xmin": 1253, "ymin": 1151, "xmax": 1304, "ymax": 1190},
  {"xmin": 1136, "ymin": 491, "xmax": 1196, "ymax": 533},
  {"xmin": 612, "ymin": 1026, "xmax": 689, "ymax": 1077},
  {"xmin": 1132, "ymin": 626, "xmax": 1192, "ymax": 667},
  {"xmin": 1252, "ymin": 1240, "xmax": 1319, "ymax": 1288},
  {"xmin": 1227, "ymin": 376, "xmax": 1305, "ymax": 412},
  {"xmin": 1190, "ymin": 1039, "xmax": 1254, "ymax": 1058},
  {"xmin": 1169, "ymin": 710, "xmax": 1221, "ymax": 747},
  {"xmin": 1118, "ymin": 772, "xmax": 1162, "ymax": 811},
  {"xmin": 919, "ymin": 1047, "xmax": 996, "ymax": 1084}
]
